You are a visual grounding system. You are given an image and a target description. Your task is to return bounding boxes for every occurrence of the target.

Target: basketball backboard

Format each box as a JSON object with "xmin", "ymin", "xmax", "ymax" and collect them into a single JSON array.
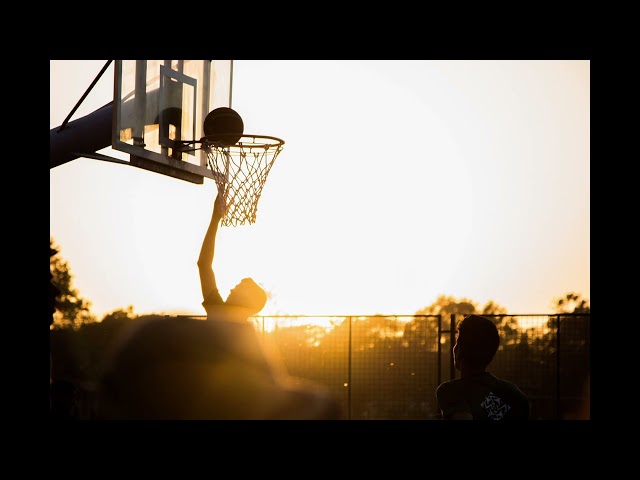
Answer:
[{"xmin": 113, "ymin": 60, "xmax": 233, "ymax": 184}]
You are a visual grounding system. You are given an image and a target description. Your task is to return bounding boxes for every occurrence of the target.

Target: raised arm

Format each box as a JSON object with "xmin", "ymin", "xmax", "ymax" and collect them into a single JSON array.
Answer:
[{"xmin": 198, "ymin": 190, "xmax": 226, "ymax": 301}]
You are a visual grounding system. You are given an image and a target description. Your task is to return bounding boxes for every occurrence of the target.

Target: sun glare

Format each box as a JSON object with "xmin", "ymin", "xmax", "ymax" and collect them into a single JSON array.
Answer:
[{"xmin": 51, "ymin": 60, "xmax": 589, "ymax": 319}]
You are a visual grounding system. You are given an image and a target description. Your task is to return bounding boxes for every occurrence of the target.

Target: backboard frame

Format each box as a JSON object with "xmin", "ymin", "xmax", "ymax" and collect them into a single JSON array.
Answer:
[{"xmin": 112, "ymin": 60, "xmax": 233, "ymax": 184}]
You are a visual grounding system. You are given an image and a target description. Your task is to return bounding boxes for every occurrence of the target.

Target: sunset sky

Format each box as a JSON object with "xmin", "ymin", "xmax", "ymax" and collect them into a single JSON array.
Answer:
[{"xmin": 50, "ymin": 60, "xmax": 590, "ymax": 319}]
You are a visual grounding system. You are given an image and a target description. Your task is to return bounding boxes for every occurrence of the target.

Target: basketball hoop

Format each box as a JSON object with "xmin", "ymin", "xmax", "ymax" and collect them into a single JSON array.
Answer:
[{"xmin": 202, "ymin": 133, "xmax": 285, "ymax": 227}]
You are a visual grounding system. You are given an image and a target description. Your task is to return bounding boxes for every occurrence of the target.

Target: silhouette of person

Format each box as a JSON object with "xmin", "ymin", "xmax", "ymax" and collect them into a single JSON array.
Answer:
[
  {"xmin": 97, "ymin": 313, "xmax": 343, "ymax": 420},
  {"xmin": 197, "ymin": 189, "xmax": 268, "ymax": 324},
  {"xmin": 436, "ymin": 314, "xmax": 529, "ymax": 420},
  {"xmin": 96, "ymin": 190, "xmax": 343, "ymax": 420}
]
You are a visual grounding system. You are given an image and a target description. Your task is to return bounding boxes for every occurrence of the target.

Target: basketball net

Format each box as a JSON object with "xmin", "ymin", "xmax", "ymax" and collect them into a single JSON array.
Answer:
[{"xmin": 203, "ymin": 134, "xmax": 284, "ymax": 227}]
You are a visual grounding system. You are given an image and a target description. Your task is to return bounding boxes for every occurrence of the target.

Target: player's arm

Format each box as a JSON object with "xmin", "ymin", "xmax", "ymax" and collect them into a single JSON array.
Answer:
[{"xmin": 198, "ymin": 191, "xmax": 226, "ymax": 301}]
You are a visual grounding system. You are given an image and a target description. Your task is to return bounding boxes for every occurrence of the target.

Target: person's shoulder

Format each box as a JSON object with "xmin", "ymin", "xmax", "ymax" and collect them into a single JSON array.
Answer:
[
  {"xmin": 490, "ymin": 375, "xmax": 530, "ymax": 413},
  {"xmin": 436, "ymin": 378, "xmax": 462, "ymax": 397},
  {"xmin": 438, "ymin": 378, "xmax": 463, "ymax": 387}
]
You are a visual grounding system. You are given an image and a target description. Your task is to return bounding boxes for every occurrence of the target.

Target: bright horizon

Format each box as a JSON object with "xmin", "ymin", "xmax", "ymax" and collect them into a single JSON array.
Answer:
[{"xmin": 50, "ymin": 60, "xmax": 590, "ymax": 319}]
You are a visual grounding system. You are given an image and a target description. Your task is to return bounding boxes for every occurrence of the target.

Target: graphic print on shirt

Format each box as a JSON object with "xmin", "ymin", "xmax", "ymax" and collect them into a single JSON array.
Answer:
[{"xmin": 480, "ymin": 391, "xmax": 511, "ymax": 420}]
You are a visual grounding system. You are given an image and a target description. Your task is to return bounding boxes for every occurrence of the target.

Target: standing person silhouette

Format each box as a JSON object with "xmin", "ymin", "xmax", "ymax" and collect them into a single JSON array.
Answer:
[
  {"xmin": 197, "ymin": 190, "xmax": 268, "ymax": 323},
  {"xmin": 436, "ymin": 314, "xmax": 530, "ymax": 420}
]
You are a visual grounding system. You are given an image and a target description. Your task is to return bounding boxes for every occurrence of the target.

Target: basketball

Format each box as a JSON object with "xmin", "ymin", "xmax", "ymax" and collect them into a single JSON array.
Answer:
[{"xmin": 203, "ymin": 107, "xmax": 244, "ymax": 146}]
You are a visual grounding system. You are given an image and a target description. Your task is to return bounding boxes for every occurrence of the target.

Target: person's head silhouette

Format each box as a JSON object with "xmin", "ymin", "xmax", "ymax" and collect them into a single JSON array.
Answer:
[
  {"xmin": 204, "ymin": 277, "xmax": 268, "ymax": 322},
  {"xmin": 453, "ymin": 314, "xmax": 500, "ymax": 374}
]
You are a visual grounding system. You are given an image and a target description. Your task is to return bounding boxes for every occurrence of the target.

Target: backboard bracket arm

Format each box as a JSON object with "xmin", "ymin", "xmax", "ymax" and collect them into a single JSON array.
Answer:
[
  {"xmin": 71, "ymin": 152, "xmax": 130, "ymax": 165},
  {"xmin": 58, "ymin": 60, "xmax": 113, "ymax": 133}
]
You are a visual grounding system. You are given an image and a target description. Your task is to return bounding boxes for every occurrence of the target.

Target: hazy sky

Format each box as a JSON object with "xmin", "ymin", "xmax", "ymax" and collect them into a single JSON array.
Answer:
[{"xmin": 50, "ymin": 60, "xmax": 590, "ymax": 318}]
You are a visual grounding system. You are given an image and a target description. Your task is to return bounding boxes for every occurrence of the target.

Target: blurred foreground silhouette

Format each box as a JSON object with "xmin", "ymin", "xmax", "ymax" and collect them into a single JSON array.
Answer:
[{"xmin": 97, "ymin": 315, "xmax": 344, "ymax": 420}]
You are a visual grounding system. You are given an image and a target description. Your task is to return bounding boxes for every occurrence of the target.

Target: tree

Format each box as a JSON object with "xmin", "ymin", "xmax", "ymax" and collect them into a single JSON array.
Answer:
[
  {"xmin": 552, "ymin": 292, "xmax": 590, "ymax": 314},
  {"xmin": 50, "ymin": 238, "xmax": 96, "ymax": 329},
  {"xmin": 100, "ymin": 305, "xmax": 138, "ymax": 324},
  {"xmin": 479, "ymin": 300, "xmax": 508, "ymax": 315},
  {"xmin": 405, "ymin": 295, "xmax": 511, "ymax": 351},
  {"xmin": 415, "ymin": 294, "xmax": 507, "ymax": 317}
]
